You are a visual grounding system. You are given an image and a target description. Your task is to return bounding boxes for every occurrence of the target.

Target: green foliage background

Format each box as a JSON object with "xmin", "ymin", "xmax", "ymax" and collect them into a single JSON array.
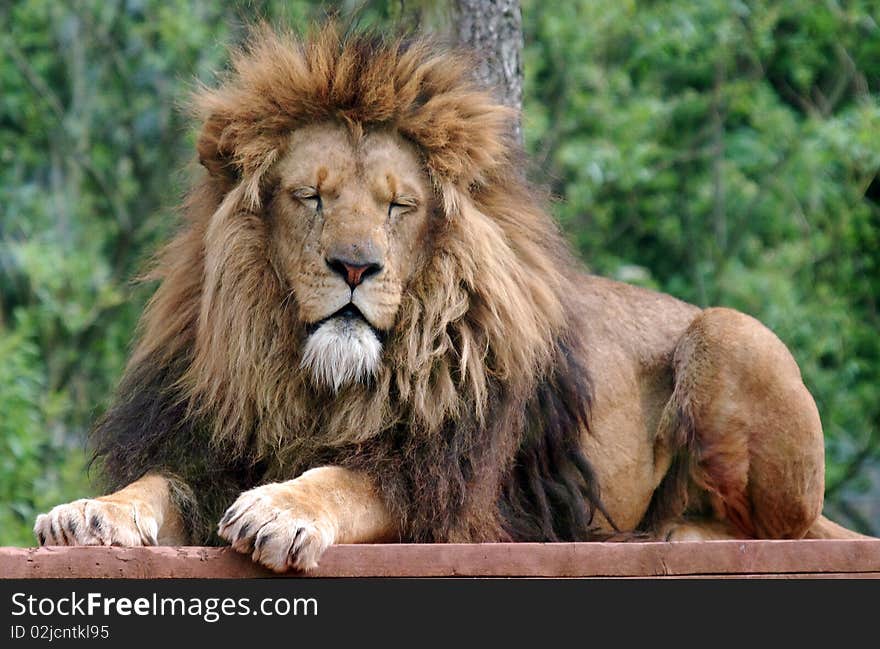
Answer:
[{"xmin": 1, "ymin": 0, "xmax": 878, "ymax": 546}]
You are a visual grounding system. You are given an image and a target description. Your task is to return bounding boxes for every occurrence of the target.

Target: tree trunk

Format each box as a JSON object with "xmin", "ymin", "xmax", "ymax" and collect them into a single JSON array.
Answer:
[{"xmin": 453, "ymin": 0, "xmax": 524, "ymax": 143}]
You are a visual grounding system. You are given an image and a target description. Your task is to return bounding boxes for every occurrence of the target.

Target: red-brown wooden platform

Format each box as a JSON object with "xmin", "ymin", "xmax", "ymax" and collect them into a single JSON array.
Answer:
[{"xmin": 2, "ymin": 540, "xmax": 879, "ymax": 578}]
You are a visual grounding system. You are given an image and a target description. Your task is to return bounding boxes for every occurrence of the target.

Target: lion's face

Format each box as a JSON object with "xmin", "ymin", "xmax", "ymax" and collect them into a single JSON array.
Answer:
[{"xmin": 267, "ymin": 123, "xmax": 432, "ymax": 391}]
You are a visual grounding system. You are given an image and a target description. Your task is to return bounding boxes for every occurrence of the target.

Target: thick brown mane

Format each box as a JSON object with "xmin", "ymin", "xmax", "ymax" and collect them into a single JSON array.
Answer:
[{"xmin": 91, "ymin": 24, "xmax": 605, "ymax": 544}]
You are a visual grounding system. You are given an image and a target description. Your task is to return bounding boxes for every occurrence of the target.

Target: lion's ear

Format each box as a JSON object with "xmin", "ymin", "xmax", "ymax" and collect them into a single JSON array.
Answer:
[
  {"xmin": 196, "ymin": 113, "xmax": 240, "ymax": 182},
  {"xmin": 196, "ymin": 112, "xmax": 280, "ymax": 210}
]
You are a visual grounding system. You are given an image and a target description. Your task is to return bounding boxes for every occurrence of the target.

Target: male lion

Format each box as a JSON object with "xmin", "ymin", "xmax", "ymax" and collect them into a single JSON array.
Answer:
[{"xmin": 34, "ymin": 25, "xmax": 863, "ymax": 572}]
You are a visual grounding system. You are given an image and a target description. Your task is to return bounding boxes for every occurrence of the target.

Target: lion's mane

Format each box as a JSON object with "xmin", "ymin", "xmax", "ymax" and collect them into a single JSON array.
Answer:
[{"xmin": 92, "ymin": 24, "xmax": 608, "ymax": 544}]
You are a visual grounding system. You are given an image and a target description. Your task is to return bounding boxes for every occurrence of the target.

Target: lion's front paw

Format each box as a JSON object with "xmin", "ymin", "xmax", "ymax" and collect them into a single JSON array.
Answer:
[
  {"xmin": 218, "ymin": 483, "xmax": 336, "ymax": 573},
  {"xmin": 34, "ymin": 499, "xmax": 158, "ymax": 547}
]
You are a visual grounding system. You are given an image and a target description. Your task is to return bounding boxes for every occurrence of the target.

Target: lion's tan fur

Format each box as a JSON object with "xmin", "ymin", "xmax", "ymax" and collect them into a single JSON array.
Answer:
[{"xmin": 35, "ymin": 23, "xmax": 866, "ymax": 562}]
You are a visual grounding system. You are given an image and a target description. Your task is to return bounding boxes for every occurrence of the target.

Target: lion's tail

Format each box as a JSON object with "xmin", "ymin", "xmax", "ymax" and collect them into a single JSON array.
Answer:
[{"xmin": 805, "ymin": 514, "xmax": 873, "ymax": 539}]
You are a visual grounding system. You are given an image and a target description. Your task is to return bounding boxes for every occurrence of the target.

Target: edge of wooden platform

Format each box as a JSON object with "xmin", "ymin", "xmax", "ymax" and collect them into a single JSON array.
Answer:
[{"xmin": 2, "ymin": 539, "xmax": 879, "ymax": 578}]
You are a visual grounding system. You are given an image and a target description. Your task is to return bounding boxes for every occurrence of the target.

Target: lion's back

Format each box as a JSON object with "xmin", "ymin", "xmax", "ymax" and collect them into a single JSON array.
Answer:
[{"xmin": 575, "ymin": 273, "xmax": 700, "ymax": 364}]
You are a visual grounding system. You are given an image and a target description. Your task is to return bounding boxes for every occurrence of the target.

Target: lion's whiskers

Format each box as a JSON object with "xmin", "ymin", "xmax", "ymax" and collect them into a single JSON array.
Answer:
[{"xmin": 280, "ymin": 288, "xmax": 296, "ymax": 312}]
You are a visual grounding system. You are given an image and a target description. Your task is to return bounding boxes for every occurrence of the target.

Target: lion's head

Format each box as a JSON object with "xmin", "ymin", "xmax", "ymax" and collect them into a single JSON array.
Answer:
[
  {"xmin": 98, "ymin": 24, "xmax": 600, "ymax": 544},
  {"xmin": 267, "ymin": 123, "xmax": 432, "ymax": 391}
]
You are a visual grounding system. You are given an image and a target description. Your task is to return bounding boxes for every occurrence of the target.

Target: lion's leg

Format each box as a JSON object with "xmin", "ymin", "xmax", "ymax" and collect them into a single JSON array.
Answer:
[
  {"xmin": 218, "ymin": 466, "xmax": 397, "ymax": 572},
  {"xmin": 33, "ymin": 474, "xmax": 187, "ymax": 547},
  {"xmin": 666, "ymin": 307, "xmax": 825, "ymax": 539}
]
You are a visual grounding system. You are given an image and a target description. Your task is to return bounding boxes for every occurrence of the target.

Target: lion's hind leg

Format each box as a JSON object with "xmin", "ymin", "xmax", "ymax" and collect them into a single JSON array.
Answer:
[{"xmin": 656, "ymin": 307, "xmax": 825, "ymax": 540}]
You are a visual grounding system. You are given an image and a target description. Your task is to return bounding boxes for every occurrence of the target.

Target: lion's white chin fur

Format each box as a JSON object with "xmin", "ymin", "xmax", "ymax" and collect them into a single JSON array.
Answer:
[{"xmin": 301, "ymin": 316, "xmax": 382, "ymax": 392}]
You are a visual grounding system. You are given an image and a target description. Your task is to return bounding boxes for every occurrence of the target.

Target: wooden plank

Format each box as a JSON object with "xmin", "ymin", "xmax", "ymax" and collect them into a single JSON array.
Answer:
[
  {"xmin": 0, "ymin": 546, "xmax": 267, "ymax": 579},
  {"xmin": 1, "ymin": 540, "xmax": 879, "ymax": 579},
  {"xmin": 651, "ymin": 573, "xmax": 880, "ymax": 579}
]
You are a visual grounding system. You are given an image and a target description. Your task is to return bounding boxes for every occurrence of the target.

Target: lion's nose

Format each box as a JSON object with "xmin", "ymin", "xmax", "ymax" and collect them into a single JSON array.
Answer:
[{"xmin": 326, "ymin": 256, "xmax": 383, "ymax": 289}]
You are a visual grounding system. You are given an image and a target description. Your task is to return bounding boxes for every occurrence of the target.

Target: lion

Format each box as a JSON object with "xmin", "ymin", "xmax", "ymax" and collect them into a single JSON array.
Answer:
[{"xmin": 33, "ymin": 24, "xmax": 865, "ymax": 572}]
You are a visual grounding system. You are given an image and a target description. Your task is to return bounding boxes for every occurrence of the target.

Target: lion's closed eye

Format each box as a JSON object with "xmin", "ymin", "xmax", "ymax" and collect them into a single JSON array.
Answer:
[
  {"xmin": 388, "ymin": 196, "xmax": 417, "ymax": 217},
  {"xmin": 292, "ymin": 186, "xmax": 322, "ymax": 211}
]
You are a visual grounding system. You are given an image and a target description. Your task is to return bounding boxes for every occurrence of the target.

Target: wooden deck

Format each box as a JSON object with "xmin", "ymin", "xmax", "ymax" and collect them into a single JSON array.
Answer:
[{"xmin": 2, "ymin": 539, "xmax": 880, "ymax": 578}]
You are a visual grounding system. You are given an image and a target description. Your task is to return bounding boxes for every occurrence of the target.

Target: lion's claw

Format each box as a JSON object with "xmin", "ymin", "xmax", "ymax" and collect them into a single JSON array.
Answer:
[
  {"xmin": 34, "ymin": 499, "xmax": 158, "ymax": 547},
  {"xmin": 218, "ymin": 484, "xmax": 335, "ymax": 572}
]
